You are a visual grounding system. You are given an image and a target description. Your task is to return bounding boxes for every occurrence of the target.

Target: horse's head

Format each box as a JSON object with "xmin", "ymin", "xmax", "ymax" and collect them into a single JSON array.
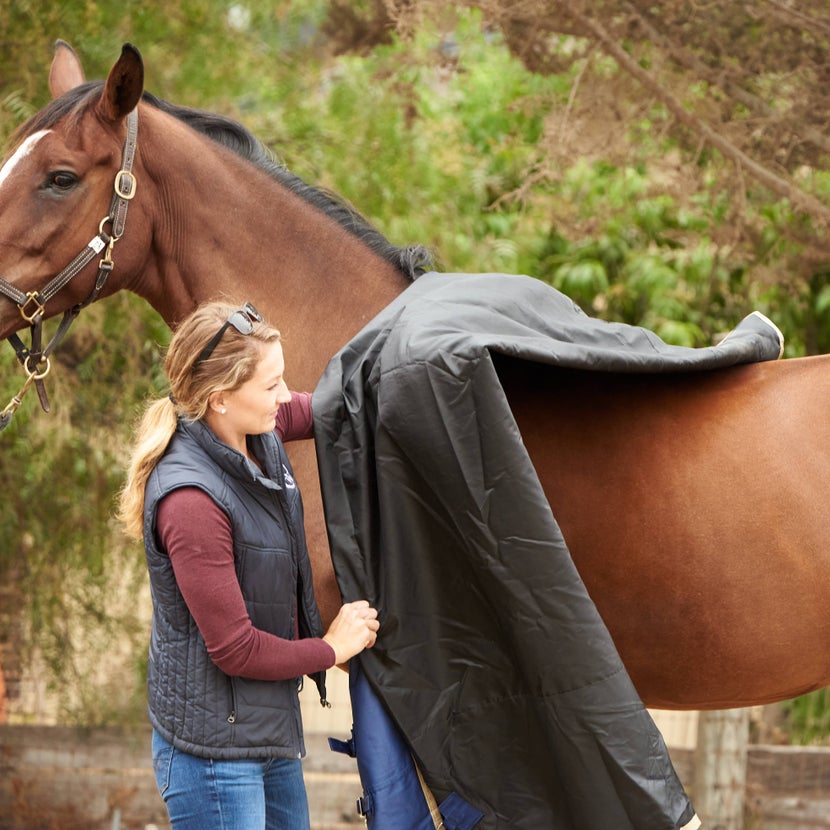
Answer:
[
  {"xmin": 0, "ymin": 39, "xmax": 426, "ymax": 425},
  {"xmin": 0, "ymin": 41, "xmax": 145, "ymax": 340}
]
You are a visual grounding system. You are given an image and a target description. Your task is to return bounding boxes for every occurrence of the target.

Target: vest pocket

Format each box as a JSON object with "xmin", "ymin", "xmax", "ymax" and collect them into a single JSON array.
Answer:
[
  {"xmin": 236, "ymin": 544, "xmax": 294, "ymax": 607},
  {"xmin": 230, "ymin": 676, "xmax": 300, "ymax": 748}
]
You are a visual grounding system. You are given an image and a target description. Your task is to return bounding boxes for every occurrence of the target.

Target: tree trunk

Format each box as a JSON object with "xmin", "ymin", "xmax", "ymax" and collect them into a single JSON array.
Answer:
[{"xmin": 693, "ymin": 708, "xmax": 750, "ymax": 829}]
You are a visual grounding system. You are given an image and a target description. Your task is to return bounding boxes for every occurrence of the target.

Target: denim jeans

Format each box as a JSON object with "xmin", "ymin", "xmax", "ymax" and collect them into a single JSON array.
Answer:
[{"xmin": 151, "ymin": 729, "xmax": 311, "ymax": 830}]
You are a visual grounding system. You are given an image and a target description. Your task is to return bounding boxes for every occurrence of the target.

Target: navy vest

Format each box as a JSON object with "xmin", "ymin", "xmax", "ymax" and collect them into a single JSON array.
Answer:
[{"xmin": 143, "ymin": 418, "xmax": 326, "ymax": 760}]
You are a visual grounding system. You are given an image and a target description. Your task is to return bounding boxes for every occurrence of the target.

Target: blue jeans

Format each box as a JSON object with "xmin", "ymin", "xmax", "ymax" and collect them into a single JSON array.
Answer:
[{"xmin": 151, "ymin": 729, "xmax": 311, "ymax": 830}]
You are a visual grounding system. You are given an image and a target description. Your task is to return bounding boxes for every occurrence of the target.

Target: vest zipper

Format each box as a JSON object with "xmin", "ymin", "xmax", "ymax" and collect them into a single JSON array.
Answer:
[
  {"xmin": 271, "ymin": 487, "xmax": 300, "ymax": 636},
  {"xmin": 228, "ymin": 678, "xmax": 238, "ymax": 724},
  {"xmin": 273, "ymin": 467, "xmax": 330, "ymax": 708}
]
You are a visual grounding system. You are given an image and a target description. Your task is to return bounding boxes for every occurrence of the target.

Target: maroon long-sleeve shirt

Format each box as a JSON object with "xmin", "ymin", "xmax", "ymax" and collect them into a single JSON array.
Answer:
[{"xmin": 156, "ymin": 392, "xmax": 336, "ymax": 681}]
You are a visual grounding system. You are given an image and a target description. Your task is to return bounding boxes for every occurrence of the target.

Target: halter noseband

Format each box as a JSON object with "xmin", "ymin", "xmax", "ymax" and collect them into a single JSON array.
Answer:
[{"xmin": 0, "ymin": 108, "xmax": 138, "ymax": 431}]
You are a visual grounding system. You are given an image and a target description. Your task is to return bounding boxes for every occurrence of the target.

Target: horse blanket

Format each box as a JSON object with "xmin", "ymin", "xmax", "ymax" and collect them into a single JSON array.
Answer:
[{"xmin": 313, "ymin": 271, "xmax": 783, "ymax": 829}]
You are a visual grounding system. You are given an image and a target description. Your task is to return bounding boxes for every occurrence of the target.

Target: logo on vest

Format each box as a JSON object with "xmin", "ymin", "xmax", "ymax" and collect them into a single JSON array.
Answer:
[{"xmin": 282, "ymin": 465, "xmax": 296, "ymax": 489}]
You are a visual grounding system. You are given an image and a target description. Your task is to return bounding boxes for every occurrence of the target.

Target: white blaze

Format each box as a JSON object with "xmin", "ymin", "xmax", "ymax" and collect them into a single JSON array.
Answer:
[{"xmin": 0, "ymin": 130, "xmax": 51, "ymax": 191}]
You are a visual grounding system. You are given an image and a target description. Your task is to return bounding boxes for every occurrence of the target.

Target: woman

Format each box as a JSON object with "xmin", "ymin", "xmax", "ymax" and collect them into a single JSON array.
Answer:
[{"xmin": 119, "ymin": 301, "xmax": 379, "ymax": 830}]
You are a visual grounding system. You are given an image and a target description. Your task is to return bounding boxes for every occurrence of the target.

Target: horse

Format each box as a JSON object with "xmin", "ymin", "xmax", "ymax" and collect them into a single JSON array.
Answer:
[{"xmin": 1, "ymin": 41, "xmax": 828, "ymax": 711}]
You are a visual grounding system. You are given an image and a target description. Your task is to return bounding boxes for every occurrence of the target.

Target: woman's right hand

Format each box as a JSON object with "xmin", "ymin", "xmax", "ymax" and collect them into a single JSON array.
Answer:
[{"xmin": 322, "ymin": 599, "xmax": 380, "ymax": 665}]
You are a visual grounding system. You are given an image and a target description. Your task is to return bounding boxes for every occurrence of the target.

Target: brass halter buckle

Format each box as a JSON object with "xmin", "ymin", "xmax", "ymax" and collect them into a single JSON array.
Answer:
[
  {"xmin": 19, "ymin": 291, "xmax": 45, "ymax": 324},
  {"xmin": 114, "ymin": 169, "xmax": 136, "ymax": 200}
]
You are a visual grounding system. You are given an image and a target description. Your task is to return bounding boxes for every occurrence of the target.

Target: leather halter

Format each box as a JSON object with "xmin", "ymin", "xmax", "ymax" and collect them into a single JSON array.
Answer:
[{"xmin": 0, "ymin": 109, "xmax": 138, "ymax": 430}]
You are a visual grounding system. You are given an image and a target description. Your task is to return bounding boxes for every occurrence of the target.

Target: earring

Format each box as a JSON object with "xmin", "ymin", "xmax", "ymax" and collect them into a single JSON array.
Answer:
[{"xmin": 221, "ymin": 408, "xmax": 227, "ymax": 415}]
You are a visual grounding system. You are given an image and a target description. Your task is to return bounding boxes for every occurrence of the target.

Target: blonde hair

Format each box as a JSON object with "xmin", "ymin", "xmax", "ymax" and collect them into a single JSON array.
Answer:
[{"xmin": 118, "ymin": 301, "xmax": 281, "ymax": 539}]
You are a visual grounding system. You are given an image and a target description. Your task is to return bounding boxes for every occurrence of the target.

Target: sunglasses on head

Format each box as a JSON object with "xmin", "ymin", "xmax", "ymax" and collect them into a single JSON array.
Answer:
[{"xmin": 192, "ymin": 302, "xmax": 264, "ymax": 371}]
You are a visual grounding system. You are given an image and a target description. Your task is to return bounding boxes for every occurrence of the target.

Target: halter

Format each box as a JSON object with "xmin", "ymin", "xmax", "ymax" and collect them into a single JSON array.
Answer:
[{"xmin": 0, "ymin": 108, "xmax": 138, "ymax": 431}]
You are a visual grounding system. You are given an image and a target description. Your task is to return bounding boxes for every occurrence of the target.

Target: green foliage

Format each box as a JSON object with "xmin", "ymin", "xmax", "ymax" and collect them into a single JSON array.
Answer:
[
  {"xmin": 530, "ymin": 160, "xmax": 758, "ymax": 347},
  {"xmin": 0, "ymin": 295, "xmax": 167, "ymax": 723},
  {"xmin": 783, "ymin": 688, "xmax": 830, "ymax": 746}
]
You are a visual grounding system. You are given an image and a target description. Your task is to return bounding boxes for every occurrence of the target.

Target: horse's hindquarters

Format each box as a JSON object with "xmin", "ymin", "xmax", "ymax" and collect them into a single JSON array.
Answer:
[{"xmin": 496, "ymin": 354, "xmax": 830, "ymax": 709}]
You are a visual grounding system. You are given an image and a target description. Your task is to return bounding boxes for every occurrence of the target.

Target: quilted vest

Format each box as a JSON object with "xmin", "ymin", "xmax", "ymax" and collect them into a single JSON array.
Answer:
[{"xmin": 143, "ymin": 418, "xmax": 326, "ymax": 760}]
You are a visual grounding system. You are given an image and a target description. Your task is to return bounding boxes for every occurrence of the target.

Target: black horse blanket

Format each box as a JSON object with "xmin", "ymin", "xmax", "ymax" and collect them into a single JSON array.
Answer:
[{"xmin": 313, "ymin": 271, "xmax": 783, "ymax": 829}]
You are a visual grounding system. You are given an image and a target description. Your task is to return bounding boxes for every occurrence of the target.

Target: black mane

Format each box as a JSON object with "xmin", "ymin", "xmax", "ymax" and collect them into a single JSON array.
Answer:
[{"xmin": 15, "ymin": 82, "xmax": 433, "ymax": 281}]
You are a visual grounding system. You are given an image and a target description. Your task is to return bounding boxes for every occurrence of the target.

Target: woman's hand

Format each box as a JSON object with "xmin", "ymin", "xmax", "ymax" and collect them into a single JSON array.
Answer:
[{"xmin": 322, "ymin": 599, "xmax": 380, "ymax": 665}]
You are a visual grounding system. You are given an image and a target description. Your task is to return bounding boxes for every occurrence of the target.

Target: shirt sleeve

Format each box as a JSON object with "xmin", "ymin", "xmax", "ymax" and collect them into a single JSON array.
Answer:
[
  {"xmin": 275, "ymin": 391, "xmax": 313, "ymax": 441},
  {"xmin": 156, "ymin": 487, "xmax": 335, "ymax": 680}
]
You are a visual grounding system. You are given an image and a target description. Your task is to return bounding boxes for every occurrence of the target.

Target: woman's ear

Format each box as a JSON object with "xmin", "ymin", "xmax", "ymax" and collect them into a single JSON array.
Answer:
[{"xmin": 207, "ymin": 392, "xmax": 228, "ymax": 415}]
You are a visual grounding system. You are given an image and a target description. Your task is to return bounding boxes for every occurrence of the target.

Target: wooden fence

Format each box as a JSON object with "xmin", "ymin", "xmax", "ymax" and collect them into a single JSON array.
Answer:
[{"xmin": 3, "ymin": 724, "xmax": 830, "ymax": 829}]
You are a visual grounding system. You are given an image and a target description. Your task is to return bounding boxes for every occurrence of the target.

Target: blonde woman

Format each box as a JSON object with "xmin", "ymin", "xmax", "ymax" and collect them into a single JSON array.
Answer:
[{"xmin": 119, "ymin": 301, "xmax": 378, "ymax": 830}]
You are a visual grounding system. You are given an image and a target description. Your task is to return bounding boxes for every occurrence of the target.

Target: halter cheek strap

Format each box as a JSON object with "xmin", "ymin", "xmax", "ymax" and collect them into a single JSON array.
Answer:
[{"xmin": 0, "ymin": 109, "xmax": 138, "ymax": 431}]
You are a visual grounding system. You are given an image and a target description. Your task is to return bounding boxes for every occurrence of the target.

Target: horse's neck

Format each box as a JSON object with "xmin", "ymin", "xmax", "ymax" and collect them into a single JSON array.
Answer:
[{"xmin": 132, "ymin": 111, "xmax": 409, "ymax": 387}]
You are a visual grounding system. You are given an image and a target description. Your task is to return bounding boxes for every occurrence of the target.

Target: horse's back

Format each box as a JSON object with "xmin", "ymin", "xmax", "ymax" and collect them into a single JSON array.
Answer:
[{"xmin": 497, "ymin": 353, "xmax": 830, "ymax": 708}]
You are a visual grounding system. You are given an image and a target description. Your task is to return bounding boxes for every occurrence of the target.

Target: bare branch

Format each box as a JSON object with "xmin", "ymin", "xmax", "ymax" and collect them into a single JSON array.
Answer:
[
  {"xmin": 568, "ymin": 4, "xmax": 830, "ymax": 226},
  {"xmin": 759, "ymin": 0, "xmax": 830, "ymax": 37}
]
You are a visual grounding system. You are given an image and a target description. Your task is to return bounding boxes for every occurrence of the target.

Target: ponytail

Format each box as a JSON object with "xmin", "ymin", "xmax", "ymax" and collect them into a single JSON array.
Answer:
[{"xmin": 118, "ymin": 396, "xmax": 179, "ymax": 539}]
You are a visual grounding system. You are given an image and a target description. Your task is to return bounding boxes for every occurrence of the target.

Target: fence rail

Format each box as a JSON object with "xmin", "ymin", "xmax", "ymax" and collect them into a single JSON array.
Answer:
[{"xmin": 2, "ymin": 725, "xmax": 830, "ymax": 829}]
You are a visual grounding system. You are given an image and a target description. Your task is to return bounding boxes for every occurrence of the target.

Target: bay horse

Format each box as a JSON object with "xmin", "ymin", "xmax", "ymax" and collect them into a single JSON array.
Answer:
[{"xmin": 1, "ymin": 41, "xmax": 828, "ymax": 711}]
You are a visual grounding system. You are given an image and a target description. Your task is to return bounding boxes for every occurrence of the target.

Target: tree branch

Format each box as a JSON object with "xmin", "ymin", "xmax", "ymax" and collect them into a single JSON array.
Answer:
[
  {"xmin": 568, "ymin": 3, "xmax": 830, "ymax": 226},
  {"xmin": 624, "ymin": 0, "xmax": 830, "ymax": 156}
]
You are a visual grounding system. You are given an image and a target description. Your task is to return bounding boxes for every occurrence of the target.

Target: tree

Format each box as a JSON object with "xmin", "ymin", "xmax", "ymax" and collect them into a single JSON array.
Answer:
[{"xmin": 373, "ymin": 1, "xmax": 830, "ymax": 350}]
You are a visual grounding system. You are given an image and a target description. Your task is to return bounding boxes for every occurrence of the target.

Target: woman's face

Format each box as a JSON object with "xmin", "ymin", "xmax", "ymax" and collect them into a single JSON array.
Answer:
[{"xmin": 218, "ymin": 340, "xmax": 291, "ymax": 437}]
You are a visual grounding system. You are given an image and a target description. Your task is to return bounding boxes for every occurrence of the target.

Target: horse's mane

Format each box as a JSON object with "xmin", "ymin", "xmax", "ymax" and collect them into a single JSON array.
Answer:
[{"xmin": 16, "ymin": 82, "xmax": 433, "ymax": 281}]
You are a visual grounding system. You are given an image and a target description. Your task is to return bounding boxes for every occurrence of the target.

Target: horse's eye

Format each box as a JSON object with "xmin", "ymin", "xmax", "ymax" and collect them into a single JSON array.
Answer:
[{"xmin": 45, "ymin": 171, "xmax": 78, "ymax": 191}]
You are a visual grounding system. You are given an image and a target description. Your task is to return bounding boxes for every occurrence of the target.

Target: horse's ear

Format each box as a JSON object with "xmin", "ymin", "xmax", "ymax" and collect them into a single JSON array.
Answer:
[
  {"xmin": 98, "ymin": 43, "xmax": 144, "ymax": 123},
  {"xmin": 49, "ymin": 39, "xmax": 86, "ymax": 99}
]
